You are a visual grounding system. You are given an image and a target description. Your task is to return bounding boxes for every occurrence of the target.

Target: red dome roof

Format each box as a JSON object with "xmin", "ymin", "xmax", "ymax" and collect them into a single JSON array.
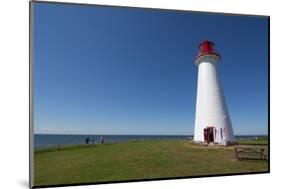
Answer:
[{"xmin": 195, "ymin": 40, "xmax": 220, "ymax": 61}]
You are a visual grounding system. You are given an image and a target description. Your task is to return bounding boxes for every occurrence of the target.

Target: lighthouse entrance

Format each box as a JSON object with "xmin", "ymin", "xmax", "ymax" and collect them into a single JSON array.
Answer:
[{"xmin": 204, "ymin": 127, "xmax": 215, "ymax": 143}]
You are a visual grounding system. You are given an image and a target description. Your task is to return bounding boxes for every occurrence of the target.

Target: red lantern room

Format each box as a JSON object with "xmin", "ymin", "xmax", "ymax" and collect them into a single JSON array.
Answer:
[{"xmin": 195, "ymin": 40, "xmax": 220, "ymax": 61}]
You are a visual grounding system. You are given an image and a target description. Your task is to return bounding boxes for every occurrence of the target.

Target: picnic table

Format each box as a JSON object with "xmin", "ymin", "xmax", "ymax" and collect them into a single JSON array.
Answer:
[{"xmin": 234, "ymin": 147, "xmax": 267, "ymax": 160}]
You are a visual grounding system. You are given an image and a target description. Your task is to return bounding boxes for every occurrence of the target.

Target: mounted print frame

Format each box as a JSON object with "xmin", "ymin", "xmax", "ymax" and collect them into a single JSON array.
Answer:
[{"xmin": 29, "ymin": 1, "xmax": 270, "ymax": 188}]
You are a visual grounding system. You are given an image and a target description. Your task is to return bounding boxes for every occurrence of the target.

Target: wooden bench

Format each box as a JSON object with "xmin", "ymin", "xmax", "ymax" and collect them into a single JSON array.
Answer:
[{"xmin": 234, "ymin": 147, "xmax": 267, "ymax": 160}]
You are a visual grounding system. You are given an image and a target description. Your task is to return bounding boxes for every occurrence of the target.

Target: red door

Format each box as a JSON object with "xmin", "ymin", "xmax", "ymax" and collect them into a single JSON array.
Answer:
[
  {"xmin": 208, "ymin": 128, "xmax": 214, "ymax": 142},
  {"xmin": 204, "ymin": 127, "xmax": 215, "ymax": 143},
  {"xmin": 204, "ymin": 128, "xmax": 209, "ymax": 143}
]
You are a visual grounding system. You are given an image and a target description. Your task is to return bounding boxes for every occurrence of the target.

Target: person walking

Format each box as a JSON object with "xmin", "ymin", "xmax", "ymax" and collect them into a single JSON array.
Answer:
[
  {"xmin": 91, "ymin": 136, "xmax": 95, "ymax": 144},
  {"xmin": 85, "ymin": 137, "xmax": 90, "ymax": 144},
  {"xmin": 100, "ymin": 136, "xmax": 104, "ymax": 144}
]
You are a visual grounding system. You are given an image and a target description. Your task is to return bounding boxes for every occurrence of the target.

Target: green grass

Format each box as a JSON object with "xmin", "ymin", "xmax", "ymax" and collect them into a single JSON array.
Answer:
[{"xmin": 34, "ymin": 140, "xmax": 268, "ymax": 186}]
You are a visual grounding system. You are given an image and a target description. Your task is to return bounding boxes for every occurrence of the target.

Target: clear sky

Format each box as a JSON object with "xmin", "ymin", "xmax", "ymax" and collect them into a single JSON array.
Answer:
[{"xmin": 33, "ymin": 2, "xmax": 268, "ymax": 135}]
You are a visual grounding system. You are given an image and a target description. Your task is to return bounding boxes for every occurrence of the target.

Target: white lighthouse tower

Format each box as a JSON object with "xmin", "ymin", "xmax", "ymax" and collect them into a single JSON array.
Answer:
[{"xmin": 193, "ymin": 40, "xmax": 235, "ymax": 145}]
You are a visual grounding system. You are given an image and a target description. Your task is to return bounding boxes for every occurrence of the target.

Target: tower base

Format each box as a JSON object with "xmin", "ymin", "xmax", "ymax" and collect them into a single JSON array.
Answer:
[{"xmin": 192, "ymin": 140, "xmax": 236, "ymax": 147}]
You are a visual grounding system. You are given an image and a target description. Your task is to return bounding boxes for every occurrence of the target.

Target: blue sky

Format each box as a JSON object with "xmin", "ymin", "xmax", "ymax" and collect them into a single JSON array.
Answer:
[{"xmin": 33, "ymin": 2, "xmax": 268, "ymax": 135}]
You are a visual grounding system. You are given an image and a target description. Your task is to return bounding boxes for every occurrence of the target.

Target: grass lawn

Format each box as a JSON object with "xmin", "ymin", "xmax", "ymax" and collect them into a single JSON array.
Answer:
[{"xmin": 34, "ymin": 140, "xmax": 268, "ymax": 186}]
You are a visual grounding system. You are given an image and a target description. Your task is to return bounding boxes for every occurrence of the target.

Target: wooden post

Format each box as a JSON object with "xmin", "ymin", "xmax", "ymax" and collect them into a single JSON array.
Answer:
[{"xmin": 261, "ymin": 149, "xmax": 264, "ymax": 160}]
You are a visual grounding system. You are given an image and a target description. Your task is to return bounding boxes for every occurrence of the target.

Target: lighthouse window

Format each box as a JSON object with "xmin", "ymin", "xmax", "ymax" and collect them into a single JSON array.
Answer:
[{"xmin": 220, "ymin": 128, "xmax": 223, "ymax": 139}]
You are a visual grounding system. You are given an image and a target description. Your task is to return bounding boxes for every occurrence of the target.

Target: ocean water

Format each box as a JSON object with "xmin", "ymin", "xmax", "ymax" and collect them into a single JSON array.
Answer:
[
  {"xmin": 34, "ymin": 134, "xmax": 267, "ymax": 149},
  {"xmin": 34, "ymin": 134, "xmax": 191, "ymax": 149}
]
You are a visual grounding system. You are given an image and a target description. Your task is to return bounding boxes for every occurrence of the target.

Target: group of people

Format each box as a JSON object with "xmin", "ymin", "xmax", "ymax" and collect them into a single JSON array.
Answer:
[{"xmin": 85, "ymin": 136, "xmax": 104, "ymax": 144}]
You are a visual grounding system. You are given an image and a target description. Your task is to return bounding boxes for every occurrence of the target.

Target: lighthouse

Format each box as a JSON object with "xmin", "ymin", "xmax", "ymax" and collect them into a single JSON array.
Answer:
[{"xmin": 193, "ymin": 40, "xmax": 235, "ymax": 145}]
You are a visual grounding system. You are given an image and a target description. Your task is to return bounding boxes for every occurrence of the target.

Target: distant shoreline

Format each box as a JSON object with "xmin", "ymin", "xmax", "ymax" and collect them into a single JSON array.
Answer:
[
  {"xmin": 35, "ymin": 137, "xmax": 268, "ymax": 152},
  {"xmin": 33, "ymin": 134, "xmax": 268, "ymax": 149}
]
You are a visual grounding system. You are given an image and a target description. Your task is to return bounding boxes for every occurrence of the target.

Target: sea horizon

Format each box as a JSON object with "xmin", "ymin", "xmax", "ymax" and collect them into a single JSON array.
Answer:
[{"xmin": 34, "ymin": 133, "xmax": 268, "ymax": 149}]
